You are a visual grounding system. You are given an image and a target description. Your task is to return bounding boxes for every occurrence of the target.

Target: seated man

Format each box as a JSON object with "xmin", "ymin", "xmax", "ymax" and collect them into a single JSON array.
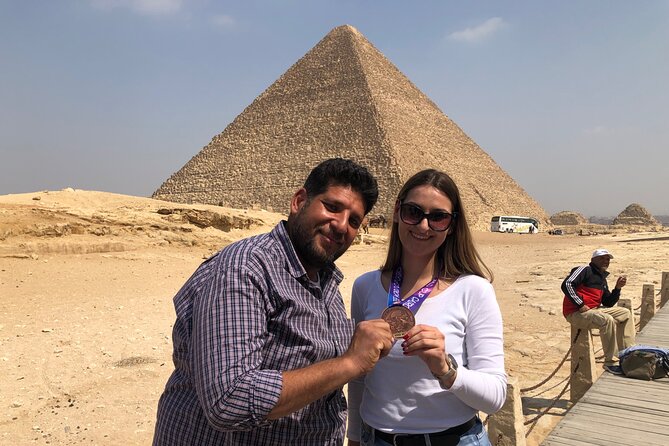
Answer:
[{"xmin": 562, "ymin": 249, "xmax": 635, "ymax": 375}]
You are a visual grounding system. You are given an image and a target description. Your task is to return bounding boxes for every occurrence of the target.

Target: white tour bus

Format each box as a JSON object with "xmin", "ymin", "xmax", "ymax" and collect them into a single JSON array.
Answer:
[{"xmin": 490, "ymin": 216, "xmax": 539, "ymax": 233}]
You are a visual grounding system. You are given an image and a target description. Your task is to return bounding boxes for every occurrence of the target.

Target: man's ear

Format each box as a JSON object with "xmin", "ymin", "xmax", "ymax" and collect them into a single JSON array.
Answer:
[{"xmin": 290, "ymin": 188, "xmax": 309, "ymax": 215}]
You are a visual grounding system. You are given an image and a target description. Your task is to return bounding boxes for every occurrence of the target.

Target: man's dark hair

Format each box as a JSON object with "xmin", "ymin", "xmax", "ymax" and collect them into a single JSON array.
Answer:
[{"xmin": 303, "ymin": 158, "xmax": 378, "ymax": 214}]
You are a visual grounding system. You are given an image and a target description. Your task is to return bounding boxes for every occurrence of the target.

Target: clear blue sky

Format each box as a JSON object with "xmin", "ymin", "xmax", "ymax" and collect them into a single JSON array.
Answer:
[{"xmin": 1, "ymin": 1, "xmax": 668, "ymax": 217}]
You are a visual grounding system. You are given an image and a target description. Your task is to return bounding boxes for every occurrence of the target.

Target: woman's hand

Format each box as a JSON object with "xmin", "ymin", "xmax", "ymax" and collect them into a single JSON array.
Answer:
[{"xmin": 401, "ymin": 324, "xmax": 449, "ymax": 376}]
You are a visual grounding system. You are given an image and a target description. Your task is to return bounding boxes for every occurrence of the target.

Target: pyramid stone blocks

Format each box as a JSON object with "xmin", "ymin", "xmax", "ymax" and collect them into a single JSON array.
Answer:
[{"xmin": 153, "ymin": 25, "xmax": 548, "ymax": 231}]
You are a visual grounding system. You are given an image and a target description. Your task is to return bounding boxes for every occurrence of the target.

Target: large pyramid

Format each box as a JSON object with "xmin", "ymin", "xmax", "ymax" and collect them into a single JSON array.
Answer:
[{"xmin": 153, "ymin": 25, "xmax": 548, "ymax": 231}]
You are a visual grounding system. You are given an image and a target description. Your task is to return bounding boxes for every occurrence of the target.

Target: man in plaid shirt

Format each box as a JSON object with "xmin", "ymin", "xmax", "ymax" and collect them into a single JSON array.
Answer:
[{"xmin": 153, "ymin": 158, "xmax": 393, "ymax": 445}]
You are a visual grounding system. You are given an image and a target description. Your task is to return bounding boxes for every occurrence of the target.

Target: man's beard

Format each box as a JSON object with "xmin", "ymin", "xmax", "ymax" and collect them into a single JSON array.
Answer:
[{"xmin": 288, "ymin": 215, "xmax": 347, "ymax": 272}]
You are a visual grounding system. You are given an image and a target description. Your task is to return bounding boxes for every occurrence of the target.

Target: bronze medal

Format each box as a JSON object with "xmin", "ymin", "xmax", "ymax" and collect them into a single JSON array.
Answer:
[{"xmin": 381, "ymin": 304, "xmax": 415, "ymax": 339}]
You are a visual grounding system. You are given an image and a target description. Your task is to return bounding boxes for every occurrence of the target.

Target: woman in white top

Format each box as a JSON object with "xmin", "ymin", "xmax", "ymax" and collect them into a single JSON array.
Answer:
[{"xmin": 347, "ymin": 169, "xmax": 507, "ymax": 446}]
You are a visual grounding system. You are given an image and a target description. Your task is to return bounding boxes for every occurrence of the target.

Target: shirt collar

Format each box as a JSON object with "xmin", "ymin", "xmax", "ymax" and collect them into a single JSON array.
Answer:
[{"xmin": 271, "ymin": 221, "xmax": 343, "ymax": 284}]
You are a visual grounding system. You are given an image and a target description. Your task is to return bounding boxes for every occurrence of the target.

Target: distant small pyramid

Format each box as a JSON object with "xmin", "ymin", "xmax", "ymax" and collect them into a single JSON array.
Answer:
[
  {"xmin": 613, "ymin": 203, "xmax": 659, "ymax": 226},
  {"xmin": 153, "ymin": 25, "xmax": 548, "ymax": 230},
  {"xmin": 550, "ymin": 211, "xmax": 587, "ymax": 225}
]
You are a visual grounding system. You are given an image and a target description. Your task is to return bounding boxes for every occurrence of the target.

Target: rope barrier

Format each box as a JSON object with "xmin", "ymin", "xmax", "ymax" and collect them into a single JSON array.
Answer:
[
  {"xmin": 524, "ymin": 361, "xmax": 580, "ymax": 436},
  {"xmin": 520, "ymin": 328, "xmax": 588, "ymax": 436},
  {"xmin": 520, "ymin": 329, "xmax": 580, "ymax": 393},
  {"xmin": 526, "ymin": 374, "xmax": 569, "ymax": 398}
]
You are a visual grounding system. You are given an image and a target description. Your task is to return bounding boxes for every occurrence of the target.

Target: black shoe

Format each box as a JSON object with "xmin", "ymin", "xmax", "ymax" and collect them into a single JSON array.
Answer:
[{"xmin": 603, "ymin": 364, "xmax": 624, "ymax": 375}]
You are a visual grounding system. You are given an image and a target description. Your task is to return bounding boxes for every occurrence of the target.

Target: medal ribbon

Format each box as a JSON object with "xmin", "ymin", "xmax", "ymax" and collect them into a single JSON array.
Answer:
[{"xmin": 386, "ymin": 266, "xmax": 438, "ymax": 313}]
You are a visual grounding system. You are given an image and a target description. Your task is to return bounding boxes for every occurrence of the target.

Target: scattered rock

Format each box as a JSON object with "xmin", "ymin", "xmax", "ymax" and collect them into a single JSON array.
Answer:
[{"xmin": 113, "ymin": 356, "xmax": 156, "ymax": 368}]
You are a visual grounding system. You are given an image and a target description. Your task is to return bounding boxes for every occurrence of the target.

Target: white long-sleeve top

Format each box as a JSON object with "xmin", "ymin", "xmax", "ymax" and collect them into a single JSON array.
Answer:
[{"xmin": 347, "ymin": 271, "xmax": 507, "ymax": 441}]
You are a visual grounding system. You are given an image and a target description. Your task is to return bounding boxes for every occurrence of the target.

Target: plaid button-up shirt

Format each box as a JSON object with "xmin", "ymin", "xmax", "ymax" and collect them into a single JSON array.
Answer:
[{"xmin": 153, "ymin": 222, "xmax": 355, "ymax": 445}]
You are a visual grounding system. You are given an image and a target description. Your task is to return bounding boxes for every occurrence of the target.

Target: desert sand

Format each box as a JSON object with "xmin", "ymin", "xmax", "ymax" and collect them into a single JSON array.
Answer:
[{"xmin": 2, "ymin": 189, "xmax": 668, "ymax": 445}]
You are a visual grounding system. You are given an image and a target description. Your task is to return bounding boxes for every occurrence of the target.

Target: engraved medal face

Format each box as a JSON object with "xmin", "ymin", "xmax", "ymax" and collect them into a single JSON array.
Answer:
[{"xmin": 381, "ymin": 305, "xmax": 415, "ymax": 339}]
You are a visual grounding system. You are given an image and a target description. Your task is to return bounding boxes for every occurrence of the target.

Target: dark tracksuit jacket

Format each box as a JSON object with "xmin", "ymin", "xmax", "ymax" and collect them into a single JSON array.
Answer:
[{"xmin": 561, "ymin": 262, "xmax": 621, "ymax": 317}]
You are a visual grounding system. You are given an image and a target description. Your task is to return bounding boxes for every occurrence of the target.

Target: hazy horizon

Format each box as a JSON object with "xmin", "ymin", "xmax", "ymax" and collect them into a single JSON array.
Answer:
[{"xmin": 2, "ymin": 1, "xmax": 668, "ymax": 216}]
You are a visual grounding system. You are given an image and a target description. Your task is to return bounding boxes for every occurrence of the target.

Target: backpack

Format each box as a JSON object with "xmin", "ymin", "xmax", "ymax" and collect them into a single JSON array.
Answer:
[{"xmin": 618, "ymin": 345, "xmax": 669, "ymax": 380}]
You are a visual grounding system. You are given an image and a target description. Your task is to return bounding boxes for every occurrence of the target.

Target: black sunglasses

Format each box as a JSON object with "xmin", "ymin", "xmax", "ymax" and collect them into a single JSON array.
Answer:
[{"xmin": 399, "ymin": 203, "xmax": 457, "ymax": 232}]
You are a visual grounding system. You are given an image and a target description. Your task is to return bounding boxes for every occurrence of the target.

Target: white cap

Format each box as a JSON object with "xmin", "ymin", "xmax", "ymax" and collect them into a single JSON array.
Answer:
[{"xmin": 592, "ymin": 248, "xmax": 613, "ymax": 259}]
